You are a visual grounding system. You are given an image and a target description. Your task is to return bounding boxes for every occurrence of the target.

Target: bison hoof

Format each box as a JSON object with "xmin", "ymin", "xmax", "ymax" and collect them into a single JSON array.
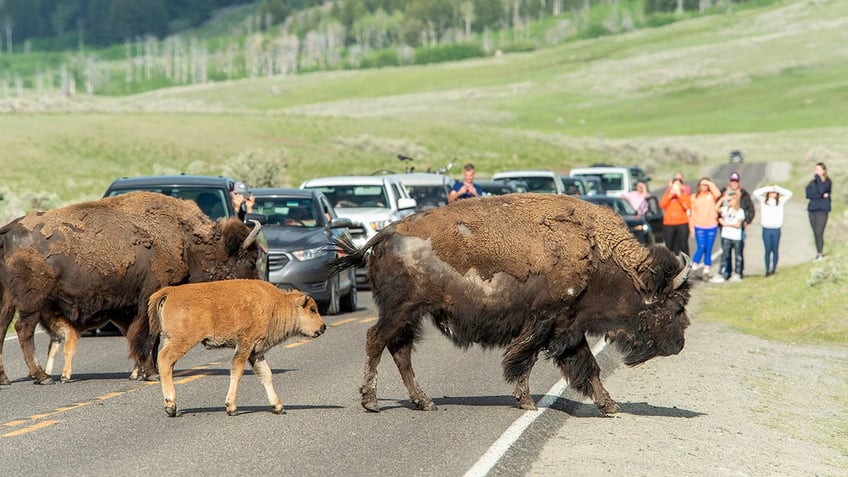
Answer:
[
  {"xmin": 34, "ymin": 376, "xmax": 55, "ymax": 385},
  {"xmin": 144, "ymin": 374, "xmax": 160, "ymax": 382},
  {"xmin": 518, "ymin": 402, "xmax": 538, "ymax": 411},
  {"xmin": 60, "ymin": 377, "xmax": 72, "ymax": 384},
  {"xmin": 361, "ymin": 400, "xmax": 381, "ymax": 413},
  {"xmin": 0, "ymin": 378, "xmax": 10, "ymax": 386},
  {"xmin": 597, "ymin": 400, "xmax": 620, "ymax": 415},
  {"xmin": 226, "ymin": 409, "xmax": 238, "ymax": 416},
  {"xmin": 414, "ymin": 399, "xmax": 437, "ymax": 411},
  {"xmin": 165, "ymin": 406, "xmax": 177, "ymax": 417},
  {"xmin": 272, "ymin": 406, "xmax": 286, "ymax": 415}
]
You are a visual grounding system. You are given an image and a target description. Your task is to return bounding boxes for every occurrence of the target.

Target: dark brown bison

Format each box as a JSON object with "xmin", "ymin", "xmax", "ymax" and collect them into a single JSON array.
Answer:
[
  {"xmin": 0, "ymin": 191, "xmax": 263, "ymax": 385},
  {"xmin": 148, "ymin": 279, "xmax": 326, "ymax": 417},
  {"xmin": 328, "ymin": 193, "xmax": 691, "ymax": 414}
]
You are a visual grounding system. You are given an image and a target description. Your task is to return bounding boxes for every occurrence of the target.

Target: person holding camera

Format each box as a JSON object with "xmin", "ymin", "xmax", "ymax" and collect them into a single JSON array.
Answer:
[
  {"xmin": 718, "ymin": 172, "xmax": 755, "ymax": 278},
  {"xmin": 753, "ymin": 184, "xmax": 793, "ymax": 276},
  {"xmin": 659, "ymin": 176, "xmax": 692, "ymax": 256},
  {"xmin": 710, "ymin": 192, "xmax": 746, "ymax": 283},
  {"xmin": 449, "ymin": 163, "xmax": 483, "ymax": 202},
  {"xmin": 231, "ymin": 181, "xmax": 255, "ymax": 221}
]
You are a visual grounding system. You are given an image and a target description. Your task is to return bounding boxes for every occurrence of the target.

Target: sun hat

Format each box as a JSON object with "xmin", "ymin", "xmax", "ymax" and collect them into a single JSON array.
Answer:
[{"xmin": 729, "ymin": 172, "xmax": 740, "ymax": 182}]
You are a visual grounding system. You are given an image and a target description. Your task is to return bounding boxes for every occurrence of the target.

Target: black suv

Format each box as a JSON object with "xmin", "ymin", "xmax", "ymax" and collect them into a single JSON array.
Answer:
[{"xmin": 103, "ymin": 175, "xmax": 269, "ymax": 280}]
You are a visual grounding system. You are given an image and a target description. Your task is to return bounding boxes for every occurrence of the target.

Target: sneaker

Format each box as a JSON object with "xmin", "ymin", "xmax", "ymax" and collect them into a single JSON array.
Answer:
[
  {"xmin": 814, "ymin": 254, "xmax": 825, "ymax": 262},
  {"xmin": 692, "ymin": 263, "xmax": 701, "ymax": 272},
  {"xmin": 709, "ymin": 274, "xmax": 726, "ymax": 284},
  {"xmin": 729, "ymin": 274, "xmax": 742, "ymax": 283},
  {"xmin": 703, "ymin": 266, "xmax": 711, "ymax": 276}
]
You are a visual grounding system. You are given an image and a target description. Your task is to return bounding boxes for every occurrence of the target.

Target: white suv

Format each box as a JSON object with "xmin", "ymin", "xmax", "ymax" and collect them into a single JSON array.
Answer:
[
  {"xmin": 569, "ymin": 166, "xmax": 635, "ymax": 198},
  {"xmin": 300, "ymin": 175, "xmax": 417, "ymax": 286}
]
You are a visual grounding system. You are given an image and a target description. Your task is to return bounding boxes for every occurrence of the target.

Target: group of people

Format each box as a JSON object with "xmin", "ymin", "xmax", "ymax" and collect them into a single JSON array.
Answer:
[{"xmin": 647, "ymin": 162, "xmax": 832, "ymax": 282}]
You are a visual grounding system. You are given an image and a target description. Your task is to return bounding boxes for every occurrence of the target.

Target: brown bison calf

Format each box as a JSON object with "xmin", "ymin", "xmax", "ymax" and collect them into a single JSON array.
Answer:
[{"xmin": 147, "ymin": 279, "xmax": 326, "ymax": 417}]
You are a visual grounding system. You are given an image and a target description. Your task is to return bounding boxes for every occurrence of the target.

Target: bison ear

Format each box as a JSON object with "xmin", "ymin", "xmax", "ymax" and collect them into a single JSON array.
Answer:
[{"xmin": 296, "ymin": 294, "xmax": 308, "ymax": 307}]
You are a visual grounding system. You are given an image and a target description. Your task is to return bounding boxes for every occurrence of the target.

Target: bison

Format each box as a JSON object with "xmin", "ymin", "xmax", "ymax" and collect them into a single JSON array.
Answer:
[
  {"xmin": 328, "ymin": 193, "xmax": 691, "ymax": 414},
  {"xmin": 0, "ymin": 191, "xmax": 263, "ymax": 385},
  {"xmin": 147, "ymin": 279, "xmax": 326, "ymax": 417}
]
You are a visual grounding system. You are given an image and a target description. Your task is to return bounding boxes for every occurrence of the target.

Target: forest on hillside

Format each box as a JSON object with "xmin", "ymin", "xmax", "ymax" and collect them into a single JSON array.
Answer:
[{"xmin": 0, "ymin": 0, "xmax": 758, "ymax": 97}]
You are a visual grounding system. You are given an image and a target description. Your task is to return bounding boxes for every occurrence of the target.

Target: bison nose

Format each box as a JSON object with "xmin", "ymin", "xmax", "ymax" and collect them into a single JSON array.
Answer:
[{"xmin": 313, "ymin": 324, "xmax": 326, "ymax": 338}]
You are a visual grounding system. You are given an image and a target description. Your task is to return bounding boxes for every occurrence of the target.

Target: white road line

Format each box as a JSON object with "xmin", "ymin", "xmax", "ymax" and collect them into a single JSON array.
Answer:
[{"xmin": 464, "ymin": 379, "xmax": 568, "ymax": 477}]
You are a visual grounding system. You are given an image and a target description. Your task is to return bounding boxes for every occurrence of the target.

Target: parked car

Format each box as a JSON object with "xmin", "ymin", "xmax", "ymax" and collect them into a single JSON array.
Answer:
[
  {"xmin": 250, "ymin": 188, "xmax": 359, "ymax": 315},
  {"xmin": 581, "ymin": 175, "xmax": 605, "ymax": 196},
  {"xmin": 570, "ymin": 166, "xmax": 635, "ymax": 197},
  {"xmin": 491, "ymin": 170, "xmax": 565, "ymax": 194},
  {"xmin": 580, "ymin": 195, "xmax": 656, "ymax": 245},
  {"xmin": 476, "ymin": 179, "xmax": 529, "ymax": 196},
  {"xmin": 300, "ymin": 175, "xmax": 417, "ymax": 287},
  {"xmin": 560, "ymin": 176, "xmax": 587, "ymax": 196},
  {"xmin": 388, "ymin": 173, "xmax": 454, "ymax": 211}
]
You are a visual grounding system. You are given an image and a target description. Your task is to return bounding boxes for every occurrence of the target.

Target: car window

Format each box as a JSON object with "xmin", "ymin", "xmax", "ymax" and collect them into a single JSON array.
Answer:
[
  {"xmin": 518, "ymin": 177, "xmax": 557, "ymax": 194},
  {"xmin": 309, "ymin": 186, "xmax": 388, "ymax": 209},
  {"xmin": 254, "ymin": 197, "xmax": 318, "ymax": 227},
  {"xmin": 597, "ymin": 173, "xmax": 624, "ymax": 192},
  {"xmin": 107, "ymin": 187, "xmax": 230, "ymax": 221},
  {"xmin": 406, "ymin": 185, "xmax": 448, "ymax": 208}
]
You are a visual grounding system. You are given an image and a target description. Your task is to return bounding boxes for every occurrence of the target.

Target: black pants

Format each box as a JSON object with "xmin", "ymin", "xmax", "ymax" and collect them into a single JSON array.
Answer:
[
  {"xmin": 663, "ymin": 224, "xmax": 690, "ymax": 256},
  {"xmin": 808, "ymin": 212, "xmax": 828, "ymax": 255}
]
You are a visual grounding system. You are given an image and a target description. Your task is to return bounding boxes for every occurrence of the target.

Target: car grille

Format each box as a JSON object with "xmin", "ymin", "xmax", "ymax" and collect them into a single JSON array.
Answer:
[{"xmin": 268, "ymin": 252, "xmax": 290, "ymax": 271}]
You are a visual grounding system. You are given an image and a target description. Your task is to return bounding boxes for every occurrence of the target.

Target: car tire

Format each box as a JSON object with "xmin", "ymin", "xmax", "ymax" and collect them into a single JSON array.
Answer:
[
  {"xmin": 321, "ymin": 276, "xmax": 341, "ymax": 316},
  {"xmin": 341, "ymin": 271, "xmax": 358, "ymax": 313}
]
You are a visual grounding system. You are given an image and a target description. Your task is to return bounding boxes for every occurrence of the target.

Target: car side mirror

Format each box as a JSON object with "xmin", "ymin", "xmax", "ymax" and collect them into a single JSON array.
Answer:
[
  {"xmin": 330, "ymin": 217, "xmax": 353, "ymax": 229},
  {"xmin": 397, "ymin": 197, "xmax": 417, "ymax": 210},
  {"xmin": 244, "ymin": 212, "xmax": 268, "ymax": 225}
]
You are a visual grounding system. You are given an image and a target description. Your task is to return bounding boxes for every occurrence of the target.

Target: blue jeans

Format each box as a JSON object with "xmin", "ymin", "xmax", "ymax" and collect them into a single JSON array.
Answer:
[
  {"xmin": 720, "ymin": 237, "xmax": 743, "ymax": 278},
  {"xmin": 762, "ymin": 227, "xmax": 781, "ymax": 273},
  {"xmin": 693, "ymin": 226, "xmax": 718, "ymax": 266}
]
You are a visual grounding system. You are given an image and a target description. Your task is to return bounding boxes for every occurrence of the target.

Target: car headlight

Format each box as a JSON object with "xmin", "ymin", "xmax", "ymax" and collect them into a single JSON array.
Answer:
[
  {"xmin": 292, "ymin": 246, "xmax": 329, "ymax": 261},
  {"xmin": 369, "ymin": 219, "xmax": 392, "ymax": 231}
]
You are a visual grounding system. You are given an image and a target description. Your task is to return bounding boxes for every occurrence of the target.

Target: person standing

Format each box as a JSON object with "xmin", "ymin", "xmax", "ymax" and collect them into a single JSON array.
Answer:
[
  {"xmin": 449, "ymin": 163, "xmax": 483, "ymax": 202},
  {"xmin": 805, "ymin": 162, "xmax": 831, "ymax": 262},
  {"xmin": 710, "ymin": 193, "xmax": 746, "ymax": 283},
  {"xmin": 720, "ymin": 172, "xmax": 755, "ymax": 277},
  {"xmin": 689, "ymin": 177, "xmax": 721, "ymax": 278},
  {"xmin": 659, "ymin": 176, "xmax": 691, "ymax": 256},
  {"xmin": 753, "ymin": 184, "xmax": 793, "ymax": 276},
  {"xmin": 623, "ymin": 181, "xmax": 650, "ymax": 216}
]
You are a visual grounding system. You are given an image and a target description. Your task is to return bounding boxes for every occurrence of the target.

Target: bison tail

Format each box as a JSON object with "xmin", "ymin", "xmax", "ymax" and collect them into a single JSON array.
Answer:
[
  {"xmin": 322, "ymin": 235, "xmax": 369, "ymax": 278},
  {"xmin": 146, "ymin": 289, "xmax": 167, "ymax": 338}
]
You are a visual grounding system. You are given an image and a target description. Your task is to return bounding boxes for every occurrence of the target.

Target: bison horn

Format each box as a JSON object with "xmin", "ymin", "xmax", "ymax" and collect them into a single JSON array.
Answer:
[
  {"xmin": 673, "ymin": 253, "xmax": 692, "ymax": 289},
  {"xmin": 241, "ymin": 220, "xmax": 262, "ymax": 250}
]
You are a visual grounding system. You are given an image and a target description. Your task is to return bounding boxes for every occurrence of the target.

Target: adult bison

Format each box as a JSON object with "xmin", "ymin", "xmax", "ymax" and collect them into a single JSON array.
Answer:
[
  {"xmin": 328, "ymin": 193, "xmax": 691, "ymax": 414},
  {"xmin": 0, "ymin": 191, "xmax": 263, "ymax": 385}
]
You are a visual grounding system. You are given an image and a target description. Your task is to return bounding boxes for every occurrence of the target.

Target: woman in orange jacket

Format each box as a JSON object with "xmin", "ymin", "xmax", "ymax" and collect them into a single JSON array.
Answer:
[{"xmin": 659, "ymin": 177, "xmax": 692, "ymax": 255}]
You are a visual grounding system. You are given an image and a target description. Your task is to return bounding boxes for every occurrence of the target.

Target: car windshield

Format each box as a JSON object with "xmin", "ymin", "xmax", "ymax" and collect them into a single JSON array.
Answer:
[
  {"xmin": 405, "ymin": 185, "xmax": 448, "ymax": 209},
  {"xmin": 514, "ymin": 177, "xmax": 557, "ymax": 194},
  {"xmin": 107, "ymin": 187, "xmax": 230, "ymax": 221},
  {"xmin": 596, "ymin": 173, "xmax": 624, "ymax": 192},
  {"xmin": 254, "ymin": 198, "xmax": 319, "ymax": 228},
  {"xmin": 590, "ymin": 198, "xmax": 637, "ymax": 216},
  {"xmin": 310, "ymin": 186, "xmax": 389, "ymax": 209}
]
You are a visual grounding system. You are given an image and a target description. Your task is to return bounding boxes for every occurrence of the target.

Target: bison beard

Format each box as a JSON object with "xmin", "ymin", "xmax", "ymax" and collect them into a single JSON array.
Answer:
[
  {"xmin": 0, "ymin": 191, "xmax": 263, "ymax": 385},
  {"xmin": 327, "ymin": 193, "xmax": 691, "ymax": 414}
]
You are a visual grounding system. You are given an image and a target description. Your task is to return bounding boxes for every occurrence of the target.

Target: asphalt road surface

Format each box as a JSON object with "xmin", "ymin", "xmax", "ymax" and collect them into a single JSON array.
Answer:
[{"xmin": 1, "ymin": 291, "xmax": 574, "ymax": 476}]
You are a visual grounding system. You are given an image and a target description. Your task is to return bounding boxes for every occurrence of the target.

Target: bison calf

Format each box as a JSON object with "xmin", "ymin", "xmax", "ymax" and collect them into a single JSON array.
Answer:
[{"xmin": 147, "ymin": 279, "xmax": 326, "ymax": 417}]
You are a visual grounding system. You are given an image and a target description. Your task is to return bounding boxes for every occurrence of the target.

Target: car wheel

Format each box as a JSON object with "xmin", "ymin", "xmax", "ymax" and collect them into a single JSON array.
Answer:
[
  {"xmin": 341, "ymin": 270, "xmax": 358, "ymax": 313},
  {"xmin": 321, "ymin": 276, "xmax": 341, "ymax": 316}
]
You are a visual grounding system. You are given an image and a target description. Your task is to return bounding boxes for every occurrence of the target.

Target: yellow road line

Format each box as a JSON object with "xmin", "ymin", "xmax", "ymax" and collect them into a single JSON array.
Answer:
[
  {"xmin": 2, "ymin": 420, "xmax": 60, "ymax": 437},
  {"xmin": 330, "ymin": 318, "xmax": 359, "ymax": 327},
  {"xmin": 285, "ymin": 339, "xmax": 310, "ymax": 349},
  {"xmin": 360, "ymin": 317, "xmax": 378, "ymax": 324}
]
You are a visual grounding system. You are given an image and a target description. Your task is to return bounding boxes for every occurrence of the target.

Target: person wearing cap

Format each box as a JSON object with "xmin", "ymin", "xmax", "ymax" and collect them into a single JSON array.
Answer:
[
  {"xmin": 659, "ymin": 175, "xmax": 692, "ymax": 256},
  {"xmin": 231, "ymin": 181, "xmax": 255, "ymax": 222},
  {"xmin": 718, "ymin": 172, "xmax": 755, "ymax": 278}
]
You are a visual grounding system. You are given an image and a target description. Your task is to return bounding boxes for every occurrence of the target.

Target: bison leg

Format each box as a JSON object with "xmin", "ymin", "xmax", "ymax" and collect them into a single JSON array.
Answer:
[
  {"xmin": 225, "ymin": 346, "xmax": 252, "ymax": 416},
  {"xmin": 388, "ymin": 338, "xmax": 435, "ymax": 412},
  {"xmin": 15, "ymin": 312, "xmax": 53, "ymax": 385},
  {"xmin": 360, "ymin": 325, "xmax": 386, "ymax": 412},
  {"xmin": 553, "ymin": 336, "xmax": 619, "ymax": 415},
  {"xmin": 40, "ymin": 311, "xmax": 78, "ymax": 383},
  {"xmin": 249, "ymin": 354, "xmax": 284, "ymax": 414},
  {"xmin": 156, "ymin": 336, "xmax": 194, "ymax": 417},
  {"xmin": 0, "ymin": 292, "xmax": 17, "ymax": 385}
]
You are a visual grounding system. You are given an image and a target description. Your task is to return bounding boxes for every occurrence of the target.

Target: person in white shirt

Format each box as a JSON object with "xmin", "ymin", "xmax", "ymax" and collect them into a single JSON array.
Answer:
[
  {"xmin": 752, "ymin": 184, "xmax": 793, "ymax": 276},
  {"xmin": 710, "ymin": 193, "xmax": 746, "ymax": 283}
]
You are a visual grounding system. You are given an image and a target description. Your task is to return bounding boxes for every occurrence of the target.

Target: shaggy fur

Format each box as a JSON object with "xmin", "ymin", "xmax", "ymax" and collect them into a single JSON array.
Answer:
[
  {"xmin": 148, "ymin": 279, "xmax": 325, "ymax": 417},
  {"xmin": 329, "ymin": 193, "xmax": 691, "ymax": 414},
  {"xmin": 0, "ymin": 191, "xmax": 263, "ymax": 385}
]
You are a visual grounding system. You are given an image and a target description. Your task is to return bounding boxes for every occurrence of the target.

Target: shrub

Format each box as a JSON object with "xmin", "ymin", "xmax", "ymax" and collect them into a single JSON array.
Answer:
[
  {"xmin": 414, "ymin": 43, "xmax": 485, "ymax": 65},
  {"xmin": 222, "ymin": 148, "xmax": 290, "ymax": 188}
]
